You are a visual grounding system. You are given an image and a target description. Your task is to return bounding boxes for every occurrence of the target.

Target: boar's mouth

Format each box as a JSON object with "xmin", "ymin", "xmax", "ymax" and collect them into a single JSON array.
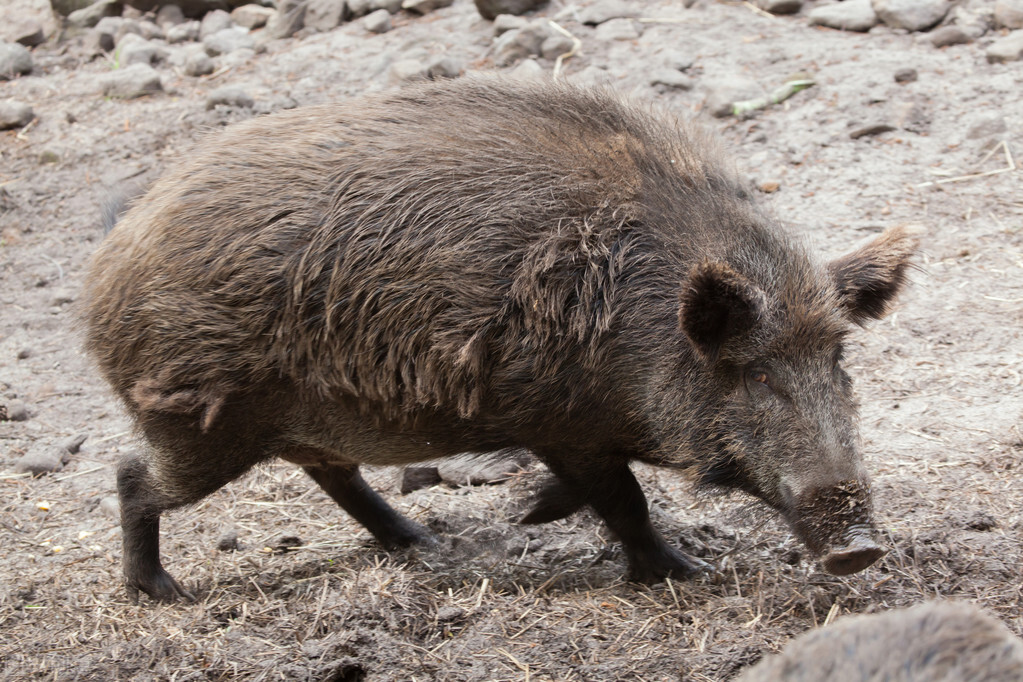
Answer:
[{"xmin": 784, "ymin": 480, "xmax": 886, "ymax": 576}]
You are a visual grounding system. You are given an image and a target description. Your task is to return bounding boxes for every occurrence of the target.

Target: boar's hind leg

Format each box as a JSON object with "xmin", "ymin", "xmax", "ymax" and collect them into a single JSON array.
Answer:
[
  {"xmin": 118, "ymin": 451, "xmax": 198, "ymax": 604},
  {"xmin": 527, "ymin": 460, "xmax": 709, "ymax": 583},
  {"xmin": 303, "ymin": 463, "xmax": 433, "ymax": 549}
]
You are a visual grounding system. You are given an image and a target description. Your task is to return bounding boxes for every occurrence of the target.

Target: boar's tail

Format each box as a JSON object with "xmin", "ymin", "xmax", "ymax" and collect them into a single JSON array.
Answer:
[{"xmin": 129, "ymin": 378, "xmax": 227, "ymax": 432}]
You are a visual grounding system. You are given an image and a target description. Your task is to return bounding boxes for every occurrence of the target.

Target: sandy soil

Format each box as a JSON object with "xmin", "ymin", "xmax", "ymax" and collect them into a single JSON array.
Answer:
[{"xmin": 2, "ymin": 0, "xmax": 1022, "ymax": 679}]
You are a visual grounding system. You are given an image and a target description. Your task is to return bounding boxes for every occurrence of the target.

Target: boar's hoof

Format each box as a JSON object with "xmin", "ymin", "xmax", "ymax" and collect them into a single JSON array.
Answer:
[
  {"xmin": 821, "ymin": 541, "xmax": 885, "ymax": 576},
  {"xmin": 628, "ymin": 545, "xmax": 712, "ymax": 584},
  {"xmin": 126, "ymin": 567, "xmax": 196, "ymax": 604}
]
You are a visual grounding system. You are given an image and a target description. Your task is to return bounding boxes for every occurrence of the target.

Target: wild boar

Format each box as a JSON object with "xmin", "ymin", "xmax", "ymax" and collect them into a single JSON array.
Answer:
[{"xmin": 82, "ymin": 75, "xmax": 919, "ymax": 602}]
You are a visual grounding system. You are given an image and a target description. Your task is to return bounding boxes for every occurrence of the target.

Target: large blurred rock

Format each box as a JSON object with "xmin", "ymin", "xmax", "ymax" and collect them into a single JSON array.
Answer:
[
  {"xmin": 67, "ymin": 0, "xmax": 123, "ymax": 29},
  {"xmin": 0, "ymin": 42, "xmax": 33, "ymax": 80},
  {"xmin": 474, "ymin": 0, "xmax": 547, "ymax": 21},
  {"xmin": 97, "ymin": 62, "xmax": 162, "ymax": 98},
  {"xmin": 265, "ymin": 0, "xmax": 307, "ymax": 39},
  {"xmin": 122, "ymin": 0, "xmax": 253, "ymax": 18},
  {"xmin": 0, "ymin": 100, "xmax": 34, "ymax": 130},
  {"xmin": 987, "ymin": 29, "xmax": 1023, "ymax": 62},
  {"xmin": 995, "ymin": 0, "xmax": 1023, "ymax": 28},
  {"xmin": 808, "ymin": 0, "xmax": 878, "ymax": 31},
  {"xmin": 304, "ymin": 0, "xmax": 348, "ymax": 32},
  {"xmin": 872, "ymin": 0, "xmax": 949, "ymax": 31}
]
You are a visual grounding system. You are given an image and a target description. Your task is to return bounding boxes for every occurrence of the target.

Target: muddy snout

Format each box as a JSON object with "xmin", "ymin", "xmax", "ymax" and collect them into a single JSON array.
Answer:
[{"xmin": 788, "ymin": 480, "xmax": 886, "ymax": 576}]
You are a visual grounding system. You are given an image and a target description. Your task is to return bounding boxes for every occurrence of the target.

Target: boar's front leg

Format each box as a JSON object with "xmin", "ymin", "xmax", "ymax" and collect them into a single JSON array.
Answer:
[
  {"xmin": 302, "ymin": 463, "xmax": 434, "ymax": 549},
  {"xmin": 522, "ymin": 457, "xmax": 709, "ymax": 582}
]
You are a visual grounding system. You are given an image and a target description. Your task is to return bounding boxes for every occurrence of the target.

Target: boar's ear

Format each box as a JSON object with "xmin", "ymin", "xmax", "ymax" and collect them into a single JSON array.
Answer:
[
  {"xmin": 679, "ymin": 261, "xmax": 766, "ymax": 363},
  {"xmin": 828, "ymin": 224, "xmax": 922, "ymax": 325}
]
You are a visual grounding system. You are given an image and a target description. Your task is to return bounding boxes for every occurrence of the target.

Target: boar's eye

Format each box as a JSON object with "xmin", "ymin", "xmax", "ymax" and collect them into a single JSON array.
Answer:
[
  {"xmin": 745, "ymin": 368, "xmax": 774, "ymax": 395},
  {"xmin": 750, "ymin": 370, "xmax": 769, "ymax": 385}
]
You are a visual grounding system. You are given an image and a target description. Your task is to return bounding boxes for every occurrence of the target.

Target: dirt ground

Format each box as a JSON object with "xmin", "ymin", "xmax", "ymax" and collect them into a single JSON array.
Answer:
[{"xmin": 2, "ymin": 0, "xmax": 1022, "ymax": 680}]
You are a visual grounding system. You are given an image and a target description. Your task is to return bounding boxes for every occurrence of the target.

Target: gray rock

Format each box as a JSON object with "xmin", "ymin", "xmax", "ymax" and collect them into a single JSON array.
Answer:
[
  {"xmin": 474, "ymin": 0, "xmax": 547, "ymax": 21},
  {"xmin": 757, "ymin": 0, "xmax": 802, "ymax": 14},
  {"xmin": 98, "ymin": 62, "xmax": 162, "ymax": 98},
  {"xmin": 216, "ymin": 530, "xmax": 240, "ymax": 551},
  {"xmin": 952, "ymin": 4, "xmax": 993, "ymax": 39},
  {"xmin": 595, "ymin": 17, "xmax": 641, "ymax": 41},
  {"xmin": 200, "ymin": 9, "xmax": 234, "ymax": 39},
  {"xmin": 872, "ymin": 0, "xmax": 948, "ymax": 31},
  {"xmin": 0, "ymin": 100, "xmax": 34, "ymax": 129},
  {"xmin": 509, "ymin": 57, "xmax": 545, "ymax": 78},
  {"xmin": 15, "ymin": 447, "xmax": 67, "ymax": 476},
  {"xmin": 166, "ymin": 21, "xmax": 200, "ymax": 43},
  {"xmin": 572, "ymin": 65, "xmax": 614, "ymax": 87},
  {"xmin": 206, "ymin": 86, "xmax": 254, "ymax": 109},
  {"xmin": 649, "ymin": 69, "xmax": 694, "ymax": 90},
  {"xmin": 364, "ymin": 8, "xmax": 391, "ymax": 31},
  {"xmin": 663, "ymin": 49, "xmax": 695, "ymax": 71},
  {"xmin": 117, "ymin": 33, "xmax": 168, "ymax": 66},
  {"xmin": 304, "ymin": 0, "xmax": 348, "ymax": 32},
  {"xmin": 436, "ymin": 449, "xmax": 531, "ymax": 486},
  {"xmin": 51, "ymin": 0, "xmax": 97, "ymax": 15},
  {"xmin": 436, "ymin": 606, "xmax": 466, "ymax": 622},
  {"xmin": 348, "ymin": 0, "xmax": 402, "ymax": 16},
  {"xmin": 494, "ymin": 13, "xmax": 529, "ymax": 34},
  {"xmin": 156, "ymin": 4, "xmax": 187, "ymax": 28},
  {"xmin": 0, "ymin": 41, "xmax": 33, "ymax": 80},
  {"xmin": 426, "ymin": 55, "xmax": 462, "ymax": 79},
  {"xmin": 388, "ymin": 58, "xmax": 427, "ymax": 83},
  {"xmin": 184, "ymin": 50, "xmax": 215, "ymax": 76},
  {"xmin": 91, "ymin": 16, "xmax": 123, "ymax": 51},
  {"xmin": 704, "ymin": 76, "xmax": 761, "ymax": 118},
  {"xmin": 808, "ymin": 0, "xmax": 878, "ymax": 31},
  {"xmin": 399, "ymin": 466, "xmax": 442, "ymax": 493},
  {"xmin": 139, "ymin": 21, "xmax": 165, "ymax": 40},
  {"xmin": 995, "ymin": 0, "xmax": 1023, "ymax": 28},
  {"xmin": 2, "ymin": 399, "xmax": 29, "ymax": 421},
  {"xmin": 987, "ymin": 29, "xmax": 1023, "ymax": 62},
  {"xmin": 494, "ymin": 25, "xmax": 546, "ymax": 66},
  {"xmin": 231, "ymin": 4, "xmax": 274, "ymax": 29},
  {"xmin": 67, "ymin": 0, "xmax": 123, "ymax": 29},
  {"xmin": 217, "ymin": 47, "xmax": 255, "ymax": 69},
  {"xmin": 98, "ymin": 496, "xmax": 120, "ymax": 520},
  {"xmin": 114, "ymin": 19, "xmax": 142, "ymax": 43},
  {"xmin": 850, "ymin": 122, "xmax": 896, "ymax": 139},
  {"xmin": 966, "ymin": 115, "xmax": 1007, "ymax": 139},
  {"xmin": 265, "ymin": 0, "xmax": 307, "ymax": 39},
  {"xmin": 578, "ymin": 0, "xmax": 638, "ymax": 25},
  {"xmin": 10, "ymin": 21, "xmax": 45, "ymax": 48},
  {"xmin": 894, "ymin": 67, "xmax": 917, "ymax": 82},
  {"xmin": 203, "ymin": 27, "xmax": 254, "ymax": 56},
  {"xmin": 928, "ymin": 25, "xmax": 971, "ymax": 47},
  {"xmin": 402, "ymin": 0, "xmax": 454, "ymax": 12},
  {"xmin": 540, "ymin": 34, "xmax": 575, "ymax": 59}
]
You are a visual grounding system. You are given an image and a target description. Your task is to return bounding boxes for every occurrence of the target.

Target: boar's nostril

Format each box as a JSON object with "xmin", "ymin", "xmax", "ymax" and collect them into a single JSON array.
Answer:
[{"xmin": 822, "ymin": 542, "xmax": 886, "ymax": 576}]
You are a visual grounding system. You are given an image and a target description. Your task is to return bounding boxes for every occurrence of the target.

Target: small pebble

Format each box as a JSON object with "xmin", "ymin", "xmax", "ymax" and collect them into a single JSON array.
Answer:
[
  {"xmin": 217, "ymin": 530, "xmax": 241, "ymax": 551},
  {"xmin": 206, "ymin": 86, "xmax": 255, "ymax": 110},
  {"xmin": 894, "ymin": 67, "xmax": 917, "ymax": 83},
  {"xmin": 16, "ymin": 347, "xmax": 32, "ymax": 360},
  {"xmin": 3, "ymin": 399, "xmax": 29, "ymax": 421},
  {"xmin": 436, "ymin": 606, "xmax": 466, "ymax": 622},
  {"xmin": 98, "ymin": 496, "xmax": 120, "ymax": 520},
  {"xmin": 364, "ymin": 9, "xmax": 392, "ymax": 33},
  {"xmin": 759, "ymin": 180, "xmax": 781, "ymax": 193},
  {"xmin": 849, "ymin": 123, "xmax": 896, "ymax": 139}
]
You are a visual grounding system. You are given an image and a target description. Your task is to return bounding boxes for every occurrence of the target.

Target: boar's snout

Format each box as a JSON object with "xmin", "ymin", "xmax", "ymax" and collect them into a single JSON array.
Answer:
[
  {"xmin": 821, "ymin": 528, "xmax": 886, "ymax": 576},
  {"xmin": 787, "ymin": 480, "xmax": 886, "ymax": 576}
]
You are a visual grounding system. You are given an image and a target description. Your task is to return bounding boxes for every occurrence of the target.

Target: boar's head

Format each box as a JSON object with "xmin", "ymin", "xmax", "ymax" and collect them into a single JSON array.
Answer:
[{"xmin": 672, "ymin": 224, "xmax": 921, "ymax": 575}]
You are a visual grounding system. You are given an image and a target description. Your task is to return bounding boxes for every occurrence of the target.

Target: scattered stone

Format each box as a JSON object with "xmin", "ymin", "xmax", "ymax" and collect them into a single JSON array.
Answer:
[
  {"xmin": 704, "ymin": 75, "xmax": 761, "ymax": 118},
  {"xmin": 98, "ymin": 496, "xmax": 120, "ymax": 520},
  {"xmin": 61, "ymin": 434, "xmax": 88, "ymax": 454},
  {"xmin": 540, "ymin": 34, "xmax": 575, "ymax": 59},
  {"xmin": 218, "ymin": 47, "xmax": 255, "ymax": 69},
  {"xmin": 67, "ymin": 0, "xmax": 123, "ymax": 29},
  {"xmin": 426, "ymin": 55, "xmax": 462, "ymax": 79},
  {"xmin": 894, "ymin": 67, "xmax": 917, "ymax": 83},
  {"xmin": 893, "ymin": 100, "xmax": 930, "ymax": 133},
  {"xmin": 509, "ymin": 57, "xmax": 545, "ymax": 78},
  {"xmin": 952, "ymin": 4, "xmax": 994, "ymax": 39},
  {"xmin": 203, "ymin": 27, "xmax": 255, "ymax": 56},
  {"xmin": 349, "ymin": 0, "xmax": 403, "ymax": 16},
  {"xmin": 17, "ymin": 347, "xmax": 32, "ymax": 360},
  {"xmin": 2, "ymin": 399, "xmax": 29, "ymax": 422},
  {"xmin": 400, "ymin": 466, "xmax": 442, "ymax": 494},
  {"xmin": 200, "ymin": 9, "xmax": 234, "ymax": 39},
  {"xmin": 649, "ymin": 69, "xmax": 694, "ymax": 90},
  {"xmin": 436, "ymin": 606, "xmax": 466, "ymax": 622},
  {"xmin": 39, "ymin": 149, "xmax": 60, "ymax": 164},
  {"xmin": 50, "ymin": 288, "xmax": 75, "ymax": 307},
  {"xmin": 402, "ymin": 0, "xmax": 454, "ymax": 13},
  {"xmin": 965, "ymin": 511, "xmax": 998, "ymax": 531},
  {"xmin": 928, "ymin": 25, "xmax": 971, "ymax": 47},
  {"xmin": 113, "ymin": 19, "xmax": 142, "ymax": 44},
  {"xmin": 117, "ymin": 33, "xmax": 167, "ymax": 66},
  {"xmin": 573, "ymin": 65, "xmax": 614, "ymax": 87},
  {"xmin": 578, "ymin": 0, "xmax": 638, "ymax": 25},
  {"xmin": 98, "ymin": 62, "xmax": 162, "ymax": 98},
  {"xmin": 0, "ymin": 100, "xmax": 34, "ymax": 130},
  {"xmin": 493, "ymin": 13, "xmax": 528, "ymax": 34},
  {"xmin": 995, "ymin": 0, "xmax": 1023, "ymax": 29},
  {"xmin": 808, "ymin": 0, "xmax": 878, "ymax": 31},
  {"xmin": 494, "ymin": 25, "xmax": 546, "ymax": 66},
  {"xmin": 363, "ymin": 8, "xmax": 391, "ymax": 32},
  {"xmin": 166, "ymin": 21, "xmax": 200, "ymax": 43},
  {"xmin": 986, "ymin": 30, "xmax": 1023, "ymax": 62},
  {"xmin": 474, "ymin": 0, "xmax": 547, "ymax": 21},
  {"xmin": 757, "ymin": 0, "xmax": 802, "ymax": 15},
  {"xmin": 231, "ymin": 4, "xmax": 274, "ymax": 29},
  {"xmin": 10, "ymin": 22, "xmax": 45, "ymax": 48},
  {"xmin": 217, "ymin": 530, "xmax": 241, "ymax": 551},
  {"xmin": 872, "ymin": 0, "xmax": 949, "ymax": 32},
  {"xmin": 305, "ymin": 0, "xmax": 348, "ymax": 31},
  {"xmin": 14, "ymin": 436, "xmax": 84, "ymax": 476},
  {"xmin": 0, "ymin": 41, "xmax": 33, "ymax": 80},
  {"xmin": 140, "ymin": 21, "xmax": 165, "ymax": 40},
  {"xmin": 966, "ymin": 115, "xmax": 1007, "ymax": 139},
  {"xmin": 265, "ymin": 0, "xmax": 307, "ymax": 39},
  {"xmin": 388, "ymin": 58, "xmax": 428, "ymax": 82},
  {"xmin": 663, "ymin": 49, "xmax": 695, "ymax": 71},
  {"xmin": 759, "ymin": 180, "xmax": 781, "ymax": 193},
  {"xmin": 206, "ymin": 86, "xmax": 254, "ymax": 109},
  {"xmin": 849, "ymin": 122, "xmax": 896, "ymax": 139},
  {"xmin": 271, "ymin": 535, "xmax": 303, "ymax": 553},
  {"xmin": 595, "ymin": 17, "xmax": 641, "ymax": 41},
  {"xmin": 156, "ymin": 4, "xmax": 187, "ymax": 28}
]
